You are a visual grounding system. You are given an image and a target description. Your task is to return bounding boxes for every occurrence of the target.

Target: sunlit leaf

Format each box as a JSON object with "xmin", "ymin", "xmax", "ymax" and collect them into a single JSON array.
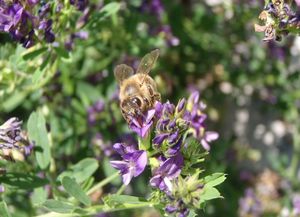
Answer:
[
  {"xmin": 204, "ymin": 173, "xmax": 226, "ymax": 187},
  {"xmin": 0, "ymin": 201, "xmax": 11, "ymax": 217}
]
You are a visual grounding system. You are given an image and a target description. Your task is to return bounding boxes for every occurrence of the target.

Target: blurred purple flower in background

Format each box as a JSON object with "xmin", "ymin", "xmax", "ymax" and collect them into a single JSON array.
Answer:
[
  {"xmin": 141, "ymin": 0, "xmax": 164, "ymax": 19},
  {"xmin": 92, "ymin": 133, "xmax": 116, "ymax": 158},
  {"xmin": 87, "ymin": 100, "xmax": 105, "ymax": 126},
  {"xmin": 239, "ymin": 188, "xmax": 263, "ymax": 217},
  {"xmin": 70, "ymin": 0, "xmax": 89, "ymax": 11},
  {"xmin": 293, "ymin": 194, "xmax": 300, "ymax": 215},
  {"xmin": 65, "ymin": 30, "xmax": 89, "ymax": 51},
  {"xmin": 0, "ymin": 1, "xmax": 56, "ymax": 47},
  {"xmin": 0, "ymin": 185, "xmax": 5, "ymax": 193},
  {"xmin": 0, "ymin": 2, "xmax": 37, "ymax": 47},
  {"xmin": 139, "ymin": 0, "xmax": 180, "ymax": 47}
]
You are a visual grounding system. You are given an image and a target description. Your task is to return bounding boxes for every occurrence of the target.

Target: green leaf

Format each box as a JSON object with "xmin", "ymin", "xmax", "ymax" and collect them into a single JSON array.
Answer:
[
  {"xmin": 40, "ymin": 53, "xmax": 51, "ymax": 71},
  {"xmin": 187, "ymin": 209, "xmax": 197, "ymax": 217},
  {"xmin": 57, "ymin": 158, "xmax": 99, "ymax": 183},
  {"xmin": 87, "ymin": 2, "xmax": 121, "ymax": 27},
  {"xmin": 43, "ymin": 199, "xmax": 75, "ymax": 213},
  {"xmin": 199, "ymin": 186, "xmax": 222, "ymax": 205},
  {"xmin": 0, "ymin": 201, "xmax": 11, "ymax": 217},
  {"xmin": 22, "ymin": 47, "xmax": 47, "ymax": 60},
  {"xmin": 54, "ymin": 47, "xmax": 69, "ymax": 59},
  {"xmin": 32, "ymin": 68, "xmax": 45, "ymax": 84},
  {"xmin": 2, "ymin": 91, "xmax": 27, "ymax": 112},
  {"xmin": 204, "ymin": 173, "xmax": 226, "ymax": 187},
  {"xmin": 27, "ymin": 111, "xmax": 51, "ymax": 169},
  {"xmin": 31, "ymin": 187, "xmax": 48, "ymax": 205},
  {"xmin": 99, "ymin": 2, "xmax": 121, "ymax": 20},
  {"xmin": 0, "ymin": 173, "xmax": 48, "ymax": 189},
  {"xmin": 62, "ymin": 176, "xmax": 91, "ymax": 206},
  {"xmin": 76, "ymin": 82, "xmax": 102, "ymax": 107}
]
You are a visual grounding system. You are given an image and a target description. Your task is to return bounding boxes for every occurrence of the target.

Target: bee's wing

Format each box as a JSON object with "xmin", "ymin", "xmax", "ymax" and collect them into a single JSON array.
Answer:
[
  {"xmin": 114, "ymin": 64, "xmax": 134, "ymax": 84},
  {"xmin": 136, "ymin": 49, "xmax": 159, "ymax": 74}
]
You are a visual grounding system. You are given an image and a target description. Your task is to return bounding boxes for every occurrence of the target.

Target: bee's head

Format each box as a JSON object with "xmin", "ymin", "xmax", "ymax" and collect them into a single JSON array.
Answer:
[{"xmin": 121, "ymin": 96, "xmax": 143, "ymax": 118}]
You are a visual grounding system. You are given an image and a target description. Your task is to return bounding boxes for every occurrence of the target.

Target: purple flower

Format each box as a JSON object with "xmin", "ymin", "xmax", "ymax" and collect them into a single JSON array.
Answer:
[
  {"xmin": 165, "ymin": 201, "xmax": 189, "ymax": 217},
  {"xmin": 0, "ymin": 117, "xmax": 34, "ymax": 157},
  {"xmin": 27, "ymin": 0, "xmax": 39, "ymax": 6},
  {"xmin": 184, "ymin": 91, "xmax": 219, "ymax": 150},
  {"xmin": 158, "ymin": 25, "xmax": 180, "ymax": 47},
  {"xmin": 150, "ymin": 153, "xmax": 183, "ymax": 191},
  {"xmin": 70, "ymin": 0, "xmax": 89, "ymax": 11},
  {"xmin": 129, "ymin": 109, "xmax": 156, "ymax": 138},
  {"xmin": 201, "ymin": 131, "xmax": 219, "ymax": 151},
  {"xmin": 113, "ymin": 143, "xmax": 137, "ymax": 156},
  {"xmin": 238, "ymin": 188, "xmax": 262, "ymax": 217},
  {"xmin": 153, "ymin": 100, "xmax": 189, "ymax": 157},
  {"xmin": 39, "ymin": 19, "xmax": 55, "ymax": 43},
  {"xmin": 0, "ymin": 117, "xmax": 22, "ymax": 147},
  {"xmin": 0, "ymin": 2, "xmax": 38, "ymax": 47},
  {"xmin": 140, "ymin": 0, "xmax": 164, "ymax": 19},
  {"xmin": 87, "ymin": 100, "xmax": 105, "ymax": 126},
  {"xmin": 0, "ymin": 1, "xmax": 56, "ymax": 47},
  {"xmin": 0, "ymin": 185, "xmax": 4, "ymax": 193},
  {"xmin": 92, "ymin": 133, "xmax": 115, "ymax": 158},
  {"xmin": 293, "ymin": 194, "xmax": 300, "ymax": 215},
  {"xmin": 110, "ymin": 150, "xmax": 147, "ymax": 185}
]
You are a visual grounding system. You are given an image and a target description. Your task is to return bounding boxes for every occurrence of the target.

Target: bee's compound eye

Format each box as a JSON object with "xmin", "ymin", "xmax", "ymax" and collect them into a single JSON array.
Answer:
[{"xmin": 131, "ymin": 97, "xmax": 142, "ymax": 107}]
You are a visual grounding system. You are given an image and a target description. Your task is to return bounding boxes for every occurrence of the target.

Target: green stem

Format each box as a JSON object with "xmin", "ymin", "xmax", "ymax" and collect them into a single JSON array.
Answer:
[
  {"xmin": 288, "ymin": 108, "xmax": 300, "ymax": 181},
  {"xmin": 86, "ymin": 172, "xmax": 119, "ymax": 195},
  {"xmin": 116, "ymin": 184, "xmax": 126, "ymax": 195},
  {"xmin": 35, "ymin": 202, "xmax": 156, "ymax": 217}
]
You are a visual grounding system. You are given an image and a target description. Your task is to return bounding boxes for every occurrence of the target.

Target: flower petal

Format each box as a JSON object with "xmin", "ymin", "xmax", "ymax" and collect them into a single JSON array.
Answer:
[{"xmin": 133, "ymin": 151, "xmax": 147, "ymax": 177}]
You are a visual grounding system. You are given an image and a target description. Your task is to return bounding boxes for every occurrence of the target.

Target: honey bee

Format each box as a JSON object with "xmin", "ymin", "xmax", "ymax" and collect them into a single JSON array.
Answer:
[{"xmin": 114, "ymin": 49, "xmax": 161, "ymax": 123}]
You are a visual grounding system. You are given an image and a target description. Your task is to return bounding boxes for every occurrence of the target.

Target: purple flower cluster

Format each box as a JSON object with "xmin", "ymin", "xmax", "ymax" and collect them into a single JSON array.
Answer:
[
  {"xmin": 140, "ymin": 0, "xmax": 180, "ymax": 47},
  {"xmin": 0, "ymin": 117, "xmax": 34, "ymax": 159},
  {"xmin": 111, "ymin": 91, "xmax": 219, "ymax": 216},
  {"xmin": 152, "ymin": 100, "xmax": 189, "ymax": 157},
  {"xmin": 255, "ymin": 1, "xmax": 300, "ymax": 41},
  {"xmin": 0, "ymin": 1, "xmax": 55, "ymax": 48}
]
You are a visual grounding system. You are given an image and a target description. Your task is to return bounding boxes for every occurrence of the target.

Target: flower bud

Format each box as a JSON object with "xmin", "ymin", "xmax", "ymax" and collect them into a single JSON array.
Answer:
[{"xmin": 175, "ymin": 98, "xmax": 186, "ymax": 116}]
